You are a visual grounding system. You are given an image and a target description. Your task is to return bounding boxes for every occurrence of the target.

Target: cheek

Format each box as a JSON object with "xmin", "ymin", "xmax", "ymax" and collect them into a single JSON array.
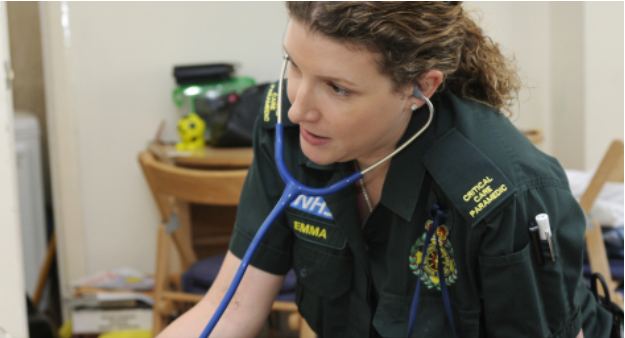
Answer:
[
  {"xmin": 286, "ymin": 77, "xmax": 299, "ymax": 105},
  {"xmin": 344, "ymin": 102, "xmax": 396, "ymax": 137}
]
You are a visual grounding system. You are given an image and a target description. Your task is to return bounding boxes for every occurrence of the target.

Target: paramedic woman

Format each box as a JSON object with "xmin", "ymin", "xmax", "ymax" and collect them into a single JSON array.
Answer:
[{"xmin": 159, "ymin": 2, "xmax": 611, "ymax": 337}]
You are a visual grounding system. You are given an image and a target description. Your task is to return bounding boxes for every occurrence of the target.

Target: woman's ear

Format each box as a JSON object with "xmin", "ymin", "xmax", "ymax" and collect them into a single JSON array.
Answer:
[
  {"xmin": 405, "ymin": 70, "xmax": 444, "ymax": 111},
  {"xmin": 418, "ymin": 70, "xmax": 444, "ymax": 99}
]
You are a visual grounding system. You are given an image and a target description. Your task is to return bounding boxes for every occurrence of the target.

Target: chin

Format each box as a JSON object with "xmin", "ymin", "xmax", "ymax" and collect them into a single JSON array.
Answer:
[{"xmin": 300, "ymin": 141, "xmax": 337, "ymax": 166}]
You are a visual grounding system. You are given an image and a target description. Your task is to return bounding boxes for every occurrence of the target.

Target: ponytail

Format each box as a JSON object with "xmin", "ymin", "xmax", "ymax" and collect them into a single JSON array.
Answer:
[{"xmin": 445, "ymin": 12, "xmax": 521, "ymax": 114}]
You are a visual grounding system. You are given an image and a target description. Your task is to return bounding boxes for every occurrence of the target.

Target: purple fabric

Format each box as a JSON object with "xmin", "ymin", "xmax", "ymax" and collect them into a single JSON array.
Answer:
[
  {"xmin": 582, "ymin": 258, "xmax": 624, "ymax": 280},
  {"xmin": 275, "ymin": 292, "xmax": 296, "ymax": 302},
  {"xmin": 181, "ymin": 252, "xmax": 297, "ymax": 297}
]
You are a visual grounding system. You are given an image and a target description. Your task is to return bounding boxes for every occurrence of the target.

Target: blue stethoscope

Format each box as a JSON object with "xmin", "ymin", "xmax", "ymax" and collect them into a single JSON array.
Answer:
[{"xmin": 200, "ymin": 56, "xmax": 456, "ymax": 338}]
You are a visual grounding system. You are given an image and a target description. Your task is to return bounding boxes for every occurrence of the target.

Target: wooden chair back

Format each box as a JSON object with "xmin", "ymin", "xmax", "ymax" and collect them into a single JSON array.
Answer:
[
  {"xmin": 139, "ymin": 150, "xmax": 316, "ymax": 337},
  {"xmin": 139, "ymin": 151, "xmax": 248, "ymax": 334},
  {"xmin": 139, "ymin": 151, "xmax": 248, "ymax": 268},
  {"xmin": 578, "ymin": 140, "xmax": 624, "ymax": 309},
  {"xmin": 139, "ymin": 151, "xmax": 247, "ymax": 217}
]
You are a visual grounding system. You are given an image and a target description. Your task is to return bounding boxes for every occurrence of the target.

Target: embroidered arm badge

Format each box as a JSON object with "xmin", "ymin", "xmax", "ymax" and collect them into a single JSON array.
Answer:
[{"xmin": 422, "ymin": 129, "xmax": 517, "ymax": 227}]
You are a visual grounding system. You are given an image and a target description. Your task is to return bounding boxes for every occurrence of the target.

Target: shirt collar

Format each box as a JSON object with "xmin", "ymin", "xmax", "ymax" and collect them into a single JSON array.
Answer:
[{"xmin": 379, "ymin": 102, "xmax": 441, "ymax": 221}]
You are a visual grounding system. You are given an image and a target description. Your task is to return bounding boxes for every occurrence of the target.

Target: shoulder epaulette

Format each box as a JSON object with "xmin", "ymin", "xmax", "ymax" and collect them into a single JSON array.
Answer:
[
  {"xmin": 260, "ymin": 80, "xmax": 296, "ymax": 129},
  {"xmin": 422, "ymin": 129, "xmax": 517, "ymax": 227}
]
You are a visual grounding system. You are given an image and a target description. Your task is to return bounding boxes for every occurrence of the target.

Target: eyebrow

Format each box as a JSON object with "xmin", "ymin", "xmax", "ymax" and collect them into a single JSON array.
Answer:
[{"xmin": 284, "ymin": 46, "xmax": 359, "ymax": 88}]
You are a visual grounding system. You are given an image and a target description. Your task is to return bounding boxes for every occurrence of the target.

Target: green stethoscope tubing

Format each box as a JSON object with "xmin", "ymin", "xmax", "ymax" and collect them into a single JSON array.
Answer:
[{"xmin": 200, "ymin": 56, "xmax": 435, "ymax": 338}]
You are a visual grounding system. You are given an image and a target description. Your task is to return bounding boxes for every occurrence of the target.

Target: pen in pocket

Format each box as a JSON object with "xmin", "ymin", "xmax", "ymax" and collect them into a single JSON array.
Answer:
[
  {"xmin": 528, "ymin": 220, "xmax": 545, "ymax": 266},
  {"xmin": 536, "ymin": 213, "xmax": 556, "ymax": 262}
]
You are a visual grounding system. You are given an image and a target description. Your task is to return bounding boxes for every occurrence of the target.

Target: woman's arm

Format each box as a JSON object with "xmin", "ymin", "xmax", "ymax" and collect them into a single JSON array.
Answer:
[{"xmin": 157, "ymin": 251, "xmax": 286, "ymax": 338}]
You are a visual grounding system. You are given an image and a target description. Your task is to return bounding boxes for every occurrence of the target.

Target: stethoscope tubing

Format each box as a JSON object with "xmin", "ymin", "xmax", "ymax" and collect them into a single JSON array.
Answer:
[
  {"xmin": 199, "ymin": 125, "xmax": 363, "ymax": 338},
  {"xmin": 200, "ymin": 57, "xmax": 433, "ymax": 338}
]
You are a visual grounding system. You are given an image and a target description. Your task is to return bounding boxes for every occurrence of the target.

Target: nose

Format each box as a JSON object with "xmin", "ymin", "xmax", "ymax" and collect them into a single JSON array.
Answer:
[{"xmin": 287, "ymin": 80, "xmax": 320, "ymax": 124}]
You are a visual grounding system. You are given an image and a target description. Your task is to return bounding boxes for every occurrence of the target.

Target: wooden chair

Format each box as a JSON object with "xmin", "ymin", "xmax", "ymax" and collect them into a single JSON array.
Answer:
[
  {"xmin": 138, "ymin": 151, "xmax": 315, "ymax": 337},
  {"xmin": 578, "ymin": 140, "xmax": 624, "ymax": 309}
]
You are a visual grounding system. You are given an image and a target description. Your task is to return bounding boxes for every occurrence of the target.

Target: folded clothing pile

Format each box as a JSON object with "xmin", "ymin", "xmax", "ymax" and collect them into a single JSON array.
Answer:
[{"xmin": 566, "ymin": 169, "xmax": 624, "ymax": 228}]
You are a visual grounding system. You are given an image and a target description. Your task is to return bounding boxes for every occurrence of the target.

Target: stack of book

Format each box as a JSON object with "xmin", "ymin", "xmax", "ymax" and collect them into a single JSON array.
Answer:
[
  {"xmin": 70, "ymin": 268, "xmax": 154, "ymax": 337},
  {"xmin": 71, "ymin": 292, "xmax": 153, "ymax": 337}
]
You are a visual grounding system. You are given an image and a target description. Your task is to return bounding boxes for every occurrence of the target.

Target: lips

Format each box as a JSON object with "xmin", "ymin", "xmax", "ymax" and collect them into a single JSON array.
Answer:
[{"xmin": 300, "ymin": 127, "xmax": 331, "ymax": 146}]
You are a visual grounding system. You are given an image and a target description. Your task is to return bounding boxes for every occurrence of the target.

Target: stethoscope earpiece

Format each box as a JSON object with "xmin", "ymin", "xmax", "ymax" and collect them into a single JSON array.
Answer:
[
  {"xmin": 413, "ymin": 85, "xmax": 425, "ymax": 100},
  {"xmin": 411, "ymin": 86, "xmax": 425, "ymax": 112}
]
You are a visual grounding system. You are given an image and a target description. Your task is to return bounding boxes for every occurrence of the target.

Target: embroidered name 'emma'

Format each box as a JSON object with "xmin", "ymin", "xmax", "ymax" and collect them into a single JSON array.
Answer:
[{"xmin": 294, "ymin": 221, "xmax": 327, "ymax": 239}]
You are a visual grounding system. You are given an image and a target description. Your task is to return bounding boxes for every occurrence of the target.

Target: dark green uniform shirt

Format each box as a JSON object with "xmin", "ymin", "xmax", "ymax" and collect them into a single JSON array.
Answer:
[{"xmin": 229, "ymin": 83, "xmax": 612, "ymax": 338}]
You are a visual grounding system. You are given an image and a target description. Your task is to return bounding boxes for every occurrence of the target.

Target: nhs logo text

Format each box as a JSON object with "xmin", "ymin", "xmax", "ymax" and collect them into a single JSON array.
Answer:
[{"xmin": 289, "ymin": 195, "xmax": 334, "ymax": 220}]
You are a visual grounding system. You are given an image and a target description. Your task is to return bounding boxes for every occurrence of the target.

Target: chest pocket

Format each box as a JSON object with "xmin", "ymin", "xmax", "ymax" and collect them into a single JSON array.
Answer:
[
  {"xmin": 478, "ymin": 239, "xmax": 578, "ymax": 337},
  {"xmin": 286, "ymin": 209, "xmax": 353, "ymax": 299}
]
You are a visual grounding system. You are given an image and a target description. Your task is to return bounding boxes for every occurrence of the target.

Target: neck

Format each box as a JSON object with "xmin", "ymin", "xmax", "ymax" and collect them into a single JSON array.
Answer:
[{"xmin": 356, "ymin": 158, "xmax": 391, "ymax": 208}]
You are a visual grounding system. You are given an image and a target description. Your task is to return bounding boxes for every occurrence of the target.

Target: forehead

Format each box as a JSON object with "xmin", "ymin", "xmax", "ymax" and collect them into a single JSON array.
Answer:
[{"xmin": 284, "ymin": 20, "xmax": 389, "ymax": 89}]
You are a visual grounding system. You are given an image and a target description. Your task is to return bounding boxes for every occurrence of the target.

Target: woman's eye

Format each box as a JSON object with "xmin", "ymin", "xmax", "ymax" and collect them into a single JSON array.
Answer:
[{"xmin": 329, "ymin": 83, "xmax": 349, "ymax": 97}]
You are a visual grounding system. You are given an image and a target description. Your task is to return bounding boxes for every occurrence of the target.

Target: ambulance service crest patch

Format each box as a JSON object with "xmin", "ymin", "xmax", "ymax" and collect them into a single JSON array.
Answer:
[{"xmin": 409, "ymin": 220, "xmax": 458, "ymax": 290}]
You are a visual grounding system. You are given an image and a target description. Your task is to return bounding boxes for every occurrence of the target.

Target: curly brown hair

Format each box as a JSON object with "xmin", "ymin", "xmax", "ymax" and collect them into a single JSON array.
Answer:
[{"xmin": 286, "ymin": 1, "xmax": 521, "ymax": 114}]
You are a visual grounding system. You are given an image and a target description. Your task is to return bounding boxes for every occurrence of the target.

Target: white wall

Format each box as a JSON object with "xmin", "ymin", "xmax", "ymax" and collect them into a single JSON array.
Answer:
[
  {"xmin": 550, "ymin": 2, "xmax": 585, "ymax": 170},
  {"xmin": 0, "ymin": 2, "xmax": 29, "ymax": 337},
  {"xmin": 466, "ymin": 2, "xmax": 552, "ymax": 153},
  {"xmin": 39, "ymin": 2, "xmax": 623, "ymax": 315},
  {"xmin": 549, "ymin": 2, "xmax": 625, "ymax": 170},
  {"xmin": 40, "ymin": 2, "xmax": 289, "ymax": 309},
  {"xmin": 472, "ymin": 2, "xmax": 624, "ymax": 170},
  {"xmin": 583, "ymin": 2, "xmax": 624, "ymax": 169}
]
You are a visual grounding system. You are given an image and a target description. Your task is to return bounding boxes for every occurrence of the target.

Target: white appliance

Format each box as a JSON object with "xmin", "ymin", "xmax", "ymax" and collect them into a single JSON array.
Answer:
[{"xmin": 13, "ymin": 111, "xmax": 47, "ymax": 298}]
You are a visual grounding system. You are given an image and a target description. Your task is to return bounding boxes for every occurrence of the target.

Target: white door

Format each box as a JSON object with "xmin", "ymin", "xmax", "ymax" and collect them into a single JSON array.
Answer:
[{"xmin": 0, "ymin": 1, "xmax": 29, "ymax": 337}]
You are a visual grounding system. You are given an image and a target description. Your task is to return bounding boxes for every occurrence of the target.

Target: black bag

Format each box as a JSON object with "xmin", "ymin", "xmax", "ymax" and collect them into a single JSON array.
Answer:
[
  {"xmin": 196, "ymin": 83, "xmax": 270, "ymax": 147},
  {"xmin": 173, "ymin": 64, "xmax": 234, "ymax": 85},
  {"xmin": 590, "ymin": 273, "xmax": 624, "ymax": 338},
  {"xmin": 26, "ymin": 295, "xmax": 55, "ymax": 338}
]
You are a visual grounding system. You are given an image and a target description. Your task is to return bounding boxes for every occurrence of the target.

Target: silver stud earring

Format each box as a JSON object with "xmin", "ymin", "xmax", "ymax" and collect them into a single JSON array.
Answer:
[{"xmin": 411, "ymin": 103, "xmax": 419, "ymax": 111}]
